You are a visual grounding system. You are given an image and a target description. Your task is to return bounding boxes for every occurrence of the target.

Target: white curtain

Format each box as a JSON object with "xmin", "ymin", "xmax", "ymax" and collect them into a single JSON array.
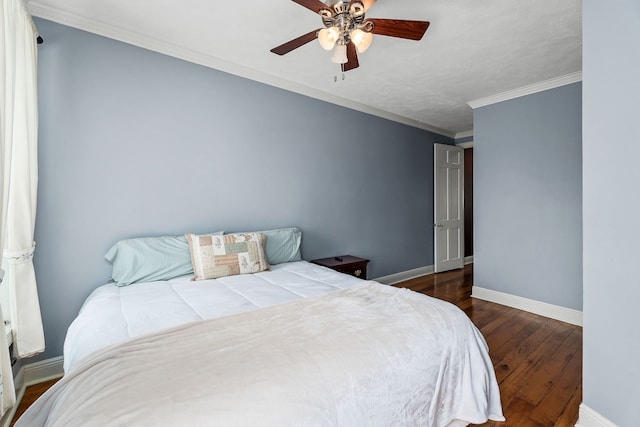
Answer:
[{"xmin": 0, "ymin": 0, "xmax": 45, "ymax": 416}]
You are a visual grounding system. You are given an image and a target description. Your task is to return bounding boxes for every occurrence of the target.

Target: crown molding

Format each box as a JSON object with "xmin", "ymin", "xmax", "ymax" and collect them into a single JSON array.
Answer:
[
  {"xmin": 27, "ymin": 2, "xmax": 455, "ymax": 139},
  {"xmin": 467, "ymin": 71, "xmax": 583, "ymax": 109},
  {"xmin": 454, "ymin": 130, "xmax": 474, "ymax": 139}
]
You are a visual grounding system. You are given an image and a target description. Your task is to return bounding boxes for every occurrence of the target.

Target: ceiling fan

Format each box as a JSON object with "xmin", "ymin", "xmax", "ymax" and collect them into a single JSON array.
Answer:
[{"xmin": 270, "ymin": 0, "xmax": 430, "ymax": 72}]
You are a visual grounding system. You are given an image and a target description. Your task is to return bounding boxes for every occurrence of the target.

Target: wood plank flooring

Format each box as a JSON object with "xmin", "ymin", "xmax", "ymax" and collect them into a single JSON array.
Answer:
[
  {"xmin": 398, "ymin": 264, "xmax": 582, "ymax": 426},
  {"xmin": 11, "ymin": 264, "xmax": 581, "ymax": 426},
  {"xmin": 10, "ymin": 378, "xmax": 59, "ymax": 426}
]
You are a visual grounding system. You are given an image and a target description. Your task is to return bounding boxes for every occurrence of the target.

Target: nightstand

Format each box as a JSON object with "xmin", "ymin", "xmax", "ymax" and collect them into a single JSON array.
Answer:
[{"xmin": 310, "ymin": 255, "xmax": 370, "ymax": 280}]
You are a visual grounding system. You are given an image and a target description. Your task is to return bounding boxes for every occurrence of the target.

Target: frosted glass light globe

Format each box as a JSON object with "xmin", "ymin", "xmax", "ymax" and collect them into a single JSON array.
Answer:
[
  {"xmin": 351, "ymin": 29, "xmax": 373, "ymax": 53},
  {"xmin": 318, "ymin": 27, "xmax": 339, "ymax": 50}
]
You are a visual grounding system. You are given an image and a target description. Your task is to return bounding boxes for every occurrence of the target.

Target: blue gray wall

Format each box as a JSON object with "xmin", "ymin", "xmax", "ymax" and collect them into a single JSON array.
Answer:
[
  {"xmin": 32, "ymin": 18, "xmax": 451, "ymax": 360},
  {"xmin": 583, "ymin": 1, "xmax": 640, "ymax": 424},
  {"xmin": 473, "ymin": 83, "xmax": 582, "ymax": 310}
]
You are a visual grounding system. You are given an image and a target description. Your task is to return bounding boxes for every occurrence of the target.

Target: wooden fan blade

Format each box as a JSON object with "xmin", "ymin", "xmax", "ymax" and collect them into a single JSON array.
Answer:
[
  {"xmin": 292, "ymin": 0, "xmax": 332, "ymax": 14},
  {"xmin": 271, "ymin": 29, "xmax": 320, "ymax": 56},
  {"xmin": 367, "ymin": 19, "xmax": 430, "ymax": 41},
  {"xmin": 341, "ymin": 42, "xmax": 359, "ymax": 72},
  {"xmin": 360, "ymin": 0, "xmax": 377, "ymax": 12}
]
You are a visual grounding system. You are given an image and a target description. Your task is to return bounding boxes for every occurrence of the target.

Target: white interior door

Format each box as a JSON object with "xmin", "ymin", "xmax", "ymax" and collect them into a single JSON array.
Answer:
[{"xmin": 434, "ymin": 143, "xmax": 464, "ymax": 273}]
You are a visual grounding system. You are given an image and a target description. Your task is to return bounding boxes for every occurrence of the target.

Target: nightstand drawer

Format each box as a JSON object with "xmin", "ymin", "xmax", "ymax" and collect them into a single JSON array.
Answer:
[{"xmin": 310, "ymin": 255, "xmax": 370, "ymax": 280}]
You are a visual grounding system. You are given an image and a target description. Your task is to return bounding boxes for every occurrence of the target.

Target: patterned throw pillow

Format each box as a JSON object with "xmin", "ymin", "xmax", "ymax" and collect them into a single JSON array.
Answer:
[{"xmin": 185, "ymin": 232, "xmax": 269, "ymax": 280}]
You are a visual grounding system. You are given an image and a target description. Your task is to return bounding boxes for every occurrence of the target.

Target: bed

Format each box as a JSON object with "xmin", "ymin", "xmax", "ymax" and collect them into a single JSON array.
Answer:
[{"xmin": 16, "ymin": 228, "xmax": 504, "ymax": 426}]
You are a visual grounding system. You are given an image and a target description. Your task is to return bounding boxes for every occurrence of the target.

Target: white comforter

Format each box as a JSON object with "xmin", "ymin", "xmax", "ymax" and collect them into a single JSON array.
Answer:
[
  {"xmin": 64, "ymin": 261, "xmax": 364, "ymax": 372},
  {"xmin": 19, "ymin": 282, "xmax": 504, "ymax": 426}
]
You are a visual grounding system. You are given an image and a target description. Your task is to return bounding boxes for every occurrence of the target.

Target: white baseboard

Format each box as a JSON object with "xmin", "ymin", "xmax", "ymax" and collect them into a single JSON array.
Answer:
[
  {"xmin": 23, "ymin": 356, "xmax": 64, "ymax": 386},
  {"xmin": 374, "ymin": 259, "xmax": 583, "ymax": 327},
  {"xmin": 576, "ymin": 404, "xmax": 618, "ymax": 427},
  {"xmin": 374, "ymin": 257, "xmax": 473, "ymax": 286},
  {"xmin": 472, "ymin": 286, "xmax": 583, "ymax": 326},
  {"xmin": 374, "ymin": 265, "xmax": 434, "ymax": 285}
]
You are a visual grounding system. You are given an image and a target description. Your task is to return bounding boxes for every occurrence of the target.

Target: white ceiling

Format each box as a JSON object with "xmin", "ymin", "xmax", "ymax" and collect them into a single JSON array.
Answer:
[{"xmin": 26, "ymin": 0, "xmax": 582, "ymax": 138}]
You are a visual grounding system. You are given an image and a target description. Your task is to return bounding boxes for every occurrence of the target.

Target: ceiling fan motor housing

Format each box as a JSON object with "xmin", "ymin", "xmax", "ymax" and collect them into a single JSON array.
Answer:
[{"xmin": 321, "ymin": 1, "xmax": 369, "ymax": 44}]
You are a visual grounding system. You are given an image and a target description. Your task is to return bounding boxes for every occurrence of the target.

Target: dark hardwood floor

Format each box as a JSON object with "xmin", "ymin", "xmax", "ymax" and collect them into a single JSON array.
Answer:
[
  {"xmin": 10, "ymin": 378, "xmax": 59, "ymax": 426},
  {"xmin": 398, "ymin": 264, "xmax": 582, "ymax": 426},
  {"xmin": 11, "ymin": 264, "xmax": 581, "ymax": 426}
]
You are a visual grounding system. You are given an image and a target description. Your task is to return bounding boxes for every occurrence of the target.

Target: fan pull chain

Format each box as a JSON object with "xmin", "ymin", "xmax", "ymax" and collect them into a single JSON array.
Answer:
[{"xmin": 333, "ymin": 73, "xmax": 346, "ymax": 83}]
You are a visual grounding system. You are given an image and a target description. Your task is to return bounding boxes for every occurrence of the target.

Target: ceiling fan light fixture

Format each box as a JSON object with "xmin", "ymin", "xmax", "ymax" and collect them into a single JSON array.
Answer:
[
  {"xmin": 351, "ymin": 28, "xmax": 373, "ymax": 53},
  {"xmin": 318, "ymin": 27, "xmax": 339, "ymax": 50},
  {"xmin": 330, "ymin": 43, "xmax": 348, "ymax": 64},
  {"xmin": 271, "ymin": 0, "xmax": 430, "ymax": 72}
]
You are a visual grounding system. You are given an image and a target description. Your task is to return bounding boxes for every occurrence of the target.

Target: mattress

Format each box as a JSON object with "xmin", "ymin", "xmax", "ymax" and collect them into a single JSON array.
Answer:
[
  {"xmin": 21, "ymin": 280, "xmax": 504, "ymax": 426},
  {"xmin": 63, "ymin": 261, "xmax": 364, "ymax": 372},
  {"xmin": 23, "ymin": 260, "xmax": 507, "ymax": 426}
]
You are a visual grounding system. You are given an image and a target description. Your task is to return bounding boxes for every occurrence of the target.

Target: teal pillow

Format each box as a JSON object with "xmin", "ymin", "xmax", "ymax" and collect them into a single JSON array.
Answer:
[
  {"xmin": 105, "ymin": 232, "xmax": 223, "ymax": 286},
  {"xmin": 257, "ymin": 227, "xmax": 302, "ymax": 265}
]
